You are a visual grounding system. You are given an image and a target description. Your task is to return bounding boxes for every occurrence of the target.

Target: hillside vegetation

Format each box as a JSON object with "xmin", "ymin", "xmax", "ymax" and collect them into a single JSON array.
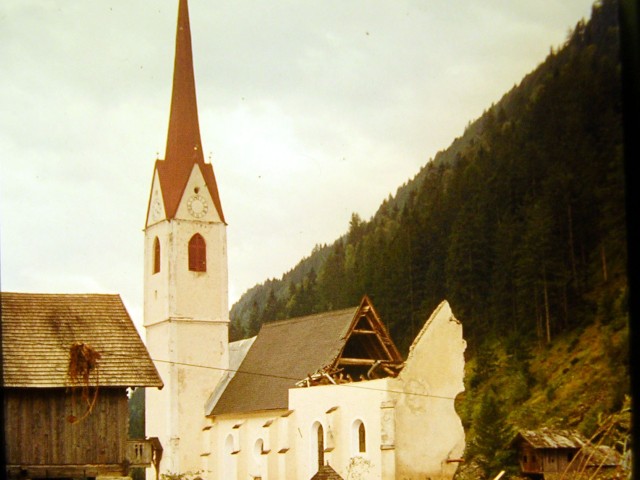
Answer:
[{"xmin": 229, "ymin": 0, "xmax": 630, "ymax": 476}]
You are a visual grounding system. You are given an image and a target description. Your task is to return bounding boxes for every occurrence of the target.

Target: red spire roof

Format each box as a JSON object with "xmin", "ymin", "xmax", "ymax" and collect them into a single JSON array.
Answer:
[
  {"xmin": 154, "ymin": 0, "xmax": 225, "ymax": 223},
  {"xmin": 165, "ymin": 0, "xmax": 202, "ymax": 164}
]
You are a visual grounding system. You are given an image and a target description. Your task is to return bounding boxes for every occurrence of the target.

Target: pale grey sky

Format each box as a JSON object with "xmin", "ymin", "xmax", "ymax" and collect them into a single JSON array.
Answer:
[{"xmin": 0, "ymin": 0, "xmax": 596, "ymax": 333}]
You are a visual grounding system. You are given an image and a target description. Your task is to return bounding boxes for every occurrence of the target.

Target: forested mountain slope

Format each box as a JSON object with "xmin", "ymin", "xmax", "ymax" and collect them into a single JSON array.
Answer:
[
  {"xmin": 230, "ymin": 0, "xmax": 630, "ymax": 474},
  {"xmin": 232, "ymin": 0, "xmax": 625, "ymax": 347}
]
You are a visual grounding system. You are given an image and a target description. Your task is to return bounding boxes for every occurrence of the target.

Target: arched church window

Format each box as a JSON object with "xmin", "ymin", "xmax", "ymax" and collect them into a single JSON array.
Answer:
[
  {"xmin": 358, "ymin": 421, "xmax": 366, "ymax": 453},
  {"xmin": 188, "ymin": 233, "xmax": 206, "ymax": 272},
  {"xmin": 224, "ymin": 434, "xmax": 237, "ymax": 479},
  {"xmin": 252, "ymin": 438, "xmax": 264, "ymax": 479},
  {"xmin": 313, "ymin": 422, "xmax": 324, "ymax": 471},
  {"xmin": 352, "ymin": 419, "xmax": 366, "ymax": 454},
  {"xmin": 153, "ymin": 237, "xmax": 161, "ymax": 274}
]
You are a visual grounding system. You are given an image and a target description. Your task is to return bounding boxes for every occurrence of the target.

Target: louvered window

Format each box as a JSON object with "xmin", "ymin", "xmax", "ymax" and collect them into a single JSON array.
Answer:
[{"xmin": 188, "ymin": 234, "xmax": 206, "ymax": 272}]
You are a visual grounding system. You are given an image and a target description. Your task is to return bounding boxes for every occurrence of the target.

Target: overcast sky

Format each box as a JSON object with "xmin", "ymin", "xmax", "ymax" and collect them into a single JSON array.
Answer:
[{"xmin": 1, "ymin": 0, "xmax": 596, "ymax": 334}]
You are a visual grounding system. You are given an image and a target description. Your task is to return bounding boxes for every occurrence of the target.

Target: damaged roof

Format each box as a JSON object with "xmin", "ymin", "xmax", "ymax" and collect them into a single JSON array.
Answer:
[
  {"xmin": 514, "ymin": 428, "xmax": 587, "ymax": 449},
  {"xmin": 1, "ymin": 292, "xmax": 163, "ymax": 389},
  {"xmin": 209, "ymin": 296, "xmax": 402, "ymax": 416}
]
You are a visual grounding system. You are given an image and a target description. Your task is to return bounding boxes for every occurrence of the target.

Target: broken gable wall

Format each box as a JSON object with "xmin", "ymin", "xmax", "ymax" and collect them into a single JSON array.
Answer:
[{"xmin": 391, "ymin": 300, "xmax": 466, "ymax": 479}]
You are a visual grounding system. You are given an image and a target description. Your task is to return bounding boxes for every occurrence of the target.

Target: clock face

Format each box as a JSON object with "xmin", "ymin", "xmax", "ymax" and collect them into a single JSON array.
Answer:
[{"xmin": 187, "ymin": 194, "xmax": 209, "ymax": 218}]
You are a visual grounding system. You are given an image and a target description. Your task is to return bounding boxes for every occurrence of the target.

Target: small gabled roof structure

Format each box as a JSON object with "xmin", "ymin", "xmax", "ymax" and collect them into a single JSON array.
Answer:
[
  {"xmin": 208, "ymin": 295, "xmax": 403, "ymax": 416},
  {"xmin": 1, "ymin": 292, "xmax": 163, "ymax": 389},
  {"xmin": 310, "ymin": 464, "xmax": 345, "ymax": 480}
]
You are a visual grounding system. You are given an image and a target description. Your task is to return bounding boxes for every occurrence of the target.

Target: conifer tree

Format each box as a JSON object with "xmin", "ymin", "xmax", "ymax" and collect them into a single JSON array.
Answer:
[{"xmin": 467, "ymin": 388, "xmax": 515, "ymax": 478}]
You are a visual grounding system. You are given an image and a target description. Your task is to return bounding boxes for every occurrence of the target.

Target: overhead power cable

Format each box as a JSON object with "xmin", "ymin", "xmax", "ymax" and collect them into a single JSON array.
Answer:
[
  {"xmin": 55, "ymin": 345, "xmax": 461, "ymax": 401},
  {"xmin": 149, "ymin": 357, "xmax": 459, "ymax": 401}
]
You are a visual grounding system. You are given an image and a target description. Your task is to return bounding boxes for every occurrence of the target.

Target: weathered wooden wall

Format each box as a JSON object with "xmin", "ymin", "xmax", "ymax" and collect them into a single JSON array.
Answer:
[
  {"xmin": 519, "ymin": 444, "xmax": 542, "ymax": 473},
  {"xmin": 4, "ymin": 387, "xmax": 129, "ymax": 469},
  {"xmin": 541, "ymin": 449, "xmax": 574, "ymax": 473}
]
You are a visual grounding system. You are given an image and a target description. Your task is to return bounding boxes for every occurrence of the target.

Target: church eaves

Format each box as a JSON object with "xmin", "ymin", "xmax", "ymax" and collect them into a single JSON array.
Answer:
[{"xmin": 153, "ymin": 0, "xmax": 225, "ymax": 223}]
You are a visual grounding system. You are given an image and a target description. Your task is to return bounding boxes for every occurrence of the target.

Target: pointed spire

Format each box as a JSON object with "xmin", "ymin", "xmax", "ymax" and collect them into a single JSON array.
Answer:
[
  {"xmin": 165, "ymin": 0, "xmax": 203, "ymax": 164},
  {"xmin": 151, "ymin": 0, "xmax": 225, "ymax": 224}
]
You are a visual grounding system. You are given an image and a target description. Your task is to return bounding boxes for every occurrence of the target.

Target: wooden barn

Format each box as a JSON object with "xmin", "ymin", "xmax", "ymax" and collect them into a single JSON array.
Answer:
[
  {"xmin": 1, "ymin": 292, "xmax": 164, "ymax": 479},
  {"xmin": 511, "ymin": 428, "xmax": 623, "ymax": 479}
]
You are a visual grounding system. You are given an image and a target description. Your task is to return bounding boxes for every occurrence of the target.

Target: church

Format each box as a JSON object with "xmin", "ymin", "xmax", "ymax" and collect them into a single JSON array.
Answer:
[{"xmin": 144, "ymin": 2, "xmax": 466, "ymax": 479}]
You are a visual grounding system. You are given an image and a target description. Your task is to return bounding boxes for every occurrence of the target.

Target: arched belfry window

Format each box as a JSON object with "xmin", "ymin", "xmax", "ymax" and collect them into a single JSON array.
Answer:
[
  {"xmin": 153, "ymin": 237, "xmax": 161, "ymax": 274},
  {"xmin": 188, "ymin": 233, "xmax": 206, "ymax": 272}
]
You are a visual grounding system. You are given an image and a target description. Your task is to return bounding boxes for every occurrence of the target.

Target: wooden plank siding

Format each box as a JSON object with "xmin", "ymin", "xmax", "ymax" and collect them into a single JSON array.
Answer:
[{"xmin": 4, "ymin": 387, "xmax": 129, "ymax": 475}]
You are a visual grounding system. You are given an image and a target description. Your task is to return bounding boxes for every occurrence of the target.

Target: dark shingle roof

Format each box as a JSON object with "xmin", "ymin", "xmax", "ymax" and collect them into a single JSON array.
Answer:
[
  {"xmin": 310, "ymin": 464, "xmax": 345, "ymax": 480},
  {"xmin": 1, "ymin": 292, "xmax": 163, "ymax": 388},
  {"xmin": 514, "ymin": 428, "xmax": 587, "ymax": 449},
  {"xmin": 210, "ymin": 306, "xmax": 357, "ymax": 415}
]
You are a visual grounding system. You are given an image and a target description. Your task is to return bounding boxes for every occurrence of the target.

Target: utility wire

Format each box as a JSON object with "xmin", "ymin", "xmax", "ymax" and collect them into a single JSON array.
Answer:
[
  {"xmin": 148, "ymin": 356, "xmax": 458, "ymax": 401},
  {"xmin": 60, "ymin": 345, "xmax": 461, "ymax": 400}
]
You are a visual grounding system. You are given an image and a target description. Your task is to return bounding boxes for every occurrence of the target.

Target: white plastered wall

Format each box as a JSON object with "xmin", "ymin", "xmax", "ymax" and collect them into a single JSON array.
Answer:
[
  {"xmin": 392, "ymin": 300, "xmax": 466, "ymax": 479},
  {"xmin": 203, "ymin": 410, "xmax": 291, "ymax": 480}
]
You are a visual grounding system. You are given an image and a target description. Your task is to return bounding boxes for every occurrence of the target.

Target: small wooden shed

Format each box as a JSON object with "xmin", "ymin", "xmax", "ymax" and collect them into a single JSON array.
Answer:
[
  {"xmin": 511, "ymin": 428, "xmax": 622, "ymax": 478},
  {"xmin": 1, "ymin": 292, "xmax": 164, "ymax": 479}
]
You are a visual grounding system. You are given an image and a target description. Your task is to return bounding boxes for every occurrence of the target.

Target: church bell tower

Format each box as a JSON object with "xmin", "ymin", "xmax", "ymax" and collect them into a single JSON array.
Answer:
[{"xmin": 144, "ymin": 0, "xmax": 229, "ymax": 475}]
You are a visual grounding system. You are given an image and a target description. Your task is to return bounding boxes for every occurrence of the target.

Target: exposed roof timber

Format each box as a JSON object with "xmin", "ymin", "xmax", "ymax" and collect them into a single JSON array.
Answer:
[
  {"xmin": 333, "ymin": 297, "xmax": 402, "ymax": 368},
  {"xmin": 338, "ymin": 358, "xmax": 403, "ymax": 366},
  {"xmin": 338, "ymin": 358, "xmax": 378, "ymax": 366}
]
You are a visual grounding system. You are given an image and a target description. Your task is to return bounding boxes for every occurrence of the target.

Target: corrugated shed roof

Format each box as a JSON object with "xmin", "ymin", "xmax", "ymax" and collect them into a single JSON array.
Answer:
[
  {"xmin": 516, "ymin": 428, "xmax": 587, "ymax": 449},
  {"xmin": 210, "ymin": 307, "xmax": 357, "ymax": 415},
  {"xmin": 1, "ymin": 292, "xmax": 163, "ymax": 388}
]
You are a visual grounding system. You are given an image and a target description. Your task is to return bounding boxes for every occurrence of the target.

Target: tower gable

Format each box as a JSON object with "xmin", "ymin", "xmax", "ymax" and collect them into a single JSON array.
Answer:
[
  {"xmin": 175, "ymin": 163, "xmax": 223, "ymax": 223},
  {"xmin": 146, "ymin": 169, "xmax": 166, "ymax": 228},
  {"xmin": 155, "ymin": 158, "xmax": 225, "ymax": 224}
]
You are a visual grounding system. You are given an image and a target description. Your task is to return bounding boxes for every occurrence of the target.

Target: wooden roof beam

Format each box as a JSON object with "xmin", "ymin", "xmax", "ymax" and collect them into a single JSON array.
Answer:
[
  {"xmin": 338, "ymin": 358, "xmax": 377, "ymax": 366},
  {"xmin": 338, "ymin": 358, "xmax": 404, "ymax": 366}
]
